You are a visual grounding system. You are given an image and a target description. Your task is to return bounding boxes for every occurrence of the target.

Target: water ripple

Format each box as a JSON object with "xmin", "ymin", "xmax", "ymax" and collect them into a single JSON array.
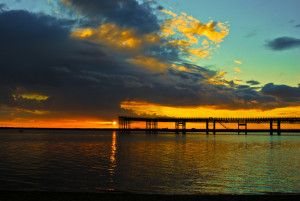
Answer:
[{"xmin": 0, "ymin": 130, "xmax": 299, "ymax": 194}]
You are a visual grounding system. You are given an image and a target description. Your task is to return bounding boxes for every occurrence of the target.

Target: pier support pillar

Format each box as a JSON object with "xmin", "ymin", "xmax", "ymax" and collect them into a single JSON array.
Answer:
[
  {"xmin": 213, "ymin": 121, "xmax": 216, "ymax": 135},
  {"xmin": 146, "ymin": 121, "xmax": 158, "ymax": 134},
  {"xmin": 119, "ymin": 118, "xmax": 130, "ymax": 133},
  {"xmin": 118, "ymin": 117, "xmax": 125, "ymax": 133},
  {"xmin": 146, "ymin": 121, "xmax": 151, "ymax": 134},
  {"xmin": 175, "ymin": 122, "xmax": 179, "ymax": 134},
  {"xmin": 153, "ymin": 121, "xmax": 158, "ymax": 130},
  {"xmin": 181, "ymin": 122, "xmax": 186, "ymax": 134},
  {"xmin": 270, "ymin": 121, "xmax": 273, "ymax": 135},
  {"xmin": 206, "ymin": 120, "xmax": 209, "ymax": 135},
  {"xmin": 126, "ymin": 120, "xmax": 130, "ymax": 132},
  {"xmin": 238, "ymin": 122, "xmax": 247, "ymax": 135},
  {"xmin": 277, "ymin": 120, "xmax": 281, "ymax": 135},
  {"xmin": 175, "ymin": 121, "xmax": 186, "ymax": 134}
]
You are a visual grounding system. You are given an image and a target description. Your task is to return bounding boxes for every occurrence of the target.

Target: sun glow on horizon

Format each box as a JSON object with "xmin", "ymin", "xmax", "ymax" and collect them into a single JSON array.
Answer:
[{"xmin": 0, "ymin": 118, "xmax": 119, "ymax": 129}]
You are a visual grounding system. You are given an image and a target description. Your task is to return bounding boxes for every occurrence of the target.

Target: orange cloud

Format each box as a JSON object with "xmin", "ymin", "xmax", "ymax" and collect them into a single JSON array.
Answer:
[
  {"xmin": 187, "ymin": 48, "xmax": 212, "ymax": 59},
  {"xmin": 19, "ymin": 94, "xmax": 48, "ymax": 101},
  {"xmin": 170, "ymin": 64, "xmax": 196, "ymax": 73},
  {"xmin": 168, "ymin": 40, "xmax": 191, "ymax": 46},
  {"xmin": 72, "ymin": 23, "xmax": 206, "ymax": 73},
  {"xmin": 15, "ymin": 108, "xmax": 49, "ymax": 115},
  {"xmin": 161, "ymin": 11, "xmax": 229, "ymax": 43},
  {"xmin": 128, "ymin": 55, "xmax": 169, "ymax": 72},
  {"xmin": 234, "ymin": 60, "xmax": 242, "ymax": 64},
  {"xmin": 161, "ymin": 9, "xmax": 177, "ymax": 17},
  {"xmin": 181, "ymin": 20, "xmax": 229, "ymax": 43},
  {"xmin": 218, "ymin": 71, "xmax": 227, "ymax": 76},
  {"xmin": 160, "ymin": 20, "xmax": 176, "ymax": 37},
  {"xmin": 71, "ymin": 23, "xmax": 161, "ymax": 53},
  {"xmin": 200, "ymin": 71, "xmax": 232, "ymax": 86},
  {"xmin": 202, "ymin": 39, "xmax": 209, "ymax": 45},
  {"xmin": 235, "ymin": 67, "xmax": 242, "ymax": 73},
  {"xmin": 71, "ymin": 28, "xmax": 93, "ymax": 38},
  {"xmin": 12, "ymin": 88, "xmax": 49, "ymax": 101},
  {"xmin": 121, "ymin": 100, "xmax": 300, "ymax": 118},
  {"xmin": 160, "ymin": 10, "xmax": 229, "ymax": 60}
]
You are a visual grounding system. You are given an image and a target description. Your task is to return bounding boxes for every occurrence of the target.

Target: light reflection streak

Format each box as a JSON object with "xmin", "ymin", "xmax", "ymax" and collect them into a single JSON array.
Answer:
[
  {"xmin": 109, "ymin": 131, "xmax": 117, "ymax": 187},
  {"xmin": 110, "ymin": 131, "xmax": 117, "ymax": 165}
]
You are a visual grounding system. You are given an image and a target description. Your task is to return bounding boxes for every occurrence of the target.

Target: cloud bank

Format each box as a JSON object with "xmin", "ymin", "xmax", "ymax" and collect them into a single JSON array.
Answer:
[{"xmin": 0, "ymin": 0, "xmax": 299, "ymax": 123}]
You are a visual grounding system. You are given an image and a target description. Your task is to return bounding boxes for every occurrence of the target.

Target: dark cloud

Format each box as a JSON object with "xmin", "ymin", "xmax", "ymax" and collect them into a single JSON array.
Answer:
[
  {"xmin": 61, "ymin": 0, "xmax": 160, "ymax": 34},
  {"xmin": 231, "ymin": 87, "xmax": 277, "ymax": 109},
  {"xmin": 236, "ymin": 85, "xmax": 251, "ymax": 89},
  {"xmin": 265, "ymin": 36, "xmax": 300, "ymax": 51},
  {"xmin": 0, "ymin": 10, "xmax": 129, "ymax": 119},
  {"xmin": 261, "ymin": 83, "xmax": 300, "ymax": 103},
  {"xmin": 246, "ymin": 80, "xmax": 260, "ymax": 85},
  {"xmin": 157, "ymin": 5, "xmax": 164, "ymax": 10},
  {"xmin": 1, "ymin": 9, "xmax": 299, "ymax": 122},
  {"xmin": 295, "ymin": 24, "xmax": 300, "ymax": 28}
]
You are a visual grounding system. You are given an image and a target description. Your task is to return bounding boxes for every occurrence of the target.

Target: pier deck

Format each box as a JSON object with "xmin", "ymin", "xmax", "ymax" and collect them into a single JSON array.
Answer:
[{"xmin": 119, "ymin": 116, "xmax": 300, "ymax": 135}]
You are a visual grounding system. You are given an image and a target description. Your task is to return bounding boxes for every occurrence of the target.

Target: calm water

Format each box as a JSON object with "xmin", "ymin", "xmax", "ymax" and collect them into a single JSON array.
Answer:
[{"xmin": 0, "ymin": 129, "xmax": 299, "ymax": 194}]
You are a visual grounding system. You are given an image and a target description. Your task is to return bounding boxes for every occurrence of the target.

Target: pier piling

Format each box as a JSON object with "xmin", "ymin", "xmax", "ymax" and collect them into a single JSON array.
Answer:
[
  {"xmin": 277, "ymin": 120, "xmax": 281, "ymax": 135},
  {"xmin": 206, "ymin": 120, "xmax": 209, "ymax": 135},
  {"xmin": 270, "ymin": 120, "xmax": 273, "ymax": 135}
]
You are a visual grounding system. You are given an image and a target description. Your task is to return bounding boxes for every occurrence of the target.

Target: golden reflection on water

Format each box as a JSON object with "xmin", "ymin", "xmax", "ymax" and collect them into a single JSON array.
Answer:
[
  {"xmin": 109, "ymin": 131, "xmax": 117, "ymax": 187},
  {"xmin": 113, "ymin": 134, "xmax": 300, "ymax": 194},
  {"xmin": 110, "ymin": 131, "xmax": 117, "ymax": 165}
]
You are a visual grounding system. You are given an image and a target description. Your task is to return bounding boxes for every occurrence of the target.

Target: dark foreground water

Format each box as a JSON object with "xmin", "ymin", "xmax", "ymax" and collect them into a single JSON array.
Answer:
[{"xmin": 0, "ymin": 129, "xmax": 299, "ymax": 194}]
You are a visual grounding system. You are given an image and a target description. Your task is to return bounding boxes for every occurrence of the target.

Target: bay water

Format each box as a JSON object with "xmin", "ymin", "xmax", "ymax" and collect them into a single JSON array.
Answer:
[{"xmin": 0, "ymin": 129, "xmax": 299, "ymax": 194}]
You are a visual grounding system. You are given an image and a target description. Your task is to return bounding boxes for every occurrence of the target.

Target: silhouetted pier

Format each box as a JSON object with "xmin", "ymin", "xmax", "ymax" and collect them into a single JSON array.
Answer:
[{"xmin": 118, "ymin": 116, "xmax": 300, "ymax": 135}]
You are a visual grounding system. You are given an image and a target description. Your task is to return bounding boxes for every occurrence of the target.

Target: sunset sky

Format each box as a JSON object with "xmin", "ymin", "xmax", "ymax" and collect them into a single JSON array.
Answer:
[{"xmin": 0, "ymin": 0, "xmax": 299, "ymax": 128}]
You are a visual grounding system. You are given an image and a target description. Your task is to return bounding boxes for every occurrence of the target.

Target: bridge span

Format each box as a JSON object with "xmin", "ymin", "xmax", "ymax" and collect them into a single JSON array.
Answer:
[{"xmin": 118, "ymin": 116, "xmax": 300, "ymax": 135}]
